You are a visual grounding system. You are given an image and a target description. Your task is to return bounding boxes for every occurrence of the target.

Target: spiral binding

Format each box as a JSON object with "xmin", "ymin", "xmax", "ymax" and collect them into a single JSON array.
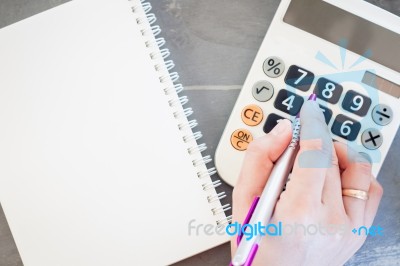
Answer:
[{"xmin": 130, "ymin": 0, "xmax": 230, "ymax": 226}]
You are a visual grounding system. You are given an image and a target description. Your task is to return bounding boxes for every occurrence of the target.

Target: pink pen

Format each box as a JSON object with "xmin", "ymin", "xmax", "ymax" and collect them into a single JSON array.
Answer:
[{"xmin": 230, "ymin": 94, "xmax": 317, "ymax": 266}]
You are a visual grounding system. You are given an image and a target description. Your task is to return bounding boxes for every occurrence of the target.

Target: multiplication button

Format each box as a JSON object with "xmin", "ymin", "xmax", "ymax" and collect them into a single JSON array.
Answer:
[
  {"xmin": 372, "ymin": 104, "xmax": 393, "ymax": 126},
  {"xmin": 263, "ymin": 56, "xmax": 285, "ymax": 78},
  {"xmin": 230, "ymin": 129, "xmax": 254, "ymax": 151},
  {"xmin": 361, "ymin": 129, "xmax": 383, "ymax": 150},
  {"xmin": 252, "ymin": 81, "xmax": 274, "ymax": 102}
]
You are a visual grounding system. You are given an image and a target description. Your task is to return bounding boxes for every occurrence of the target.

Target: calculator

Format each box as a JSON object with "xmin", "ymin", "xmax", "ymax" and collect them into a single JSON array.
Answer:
[{"xmin": 215, "ymin": 0, "xmax": 400, "ymax": 187}]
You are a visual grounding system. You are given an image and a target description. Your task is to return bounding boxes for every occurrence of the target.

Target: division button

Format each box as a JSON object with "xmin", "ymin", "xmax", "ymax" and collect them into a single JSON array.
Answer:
[
  {"xmin": 372, "ymin": 104, "xmax": 393, "ymax": 126},
  {"xmin": 230, "ymin": 129, "xmax": 254, "ymax": 151},
  {"xmin": 361, "ymin": 128, "xmax": 383, "ymax": 150},
  {"xmin": 263, "ymin": 56, "xmax": 285, "ymax": 78},
  {"xmin": 241, "ymin": 104, "xmax": 264, "ymax": 126},
  {"xmin": 252, "ymin": 81, "xmax": 274, "ymax": 102}
]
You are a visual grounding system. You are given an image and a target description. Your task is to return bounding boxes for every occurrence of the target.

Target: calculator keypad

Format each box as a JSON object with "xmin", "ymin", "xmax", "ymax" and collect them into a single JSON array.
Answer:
[
  {"xmin": 230, "ymin": 57, "xmax": 392, "ymax": 153},
  {"xmin": 314, "ymin": 78, "xmax": 343, "ymax": 104},
  {"xmin": 274, "ymin": 89, "xmax": 304, "ymax": 116},
  {"xmin": 285, "ymin": 65, "xmax": 314, "ymax": 92},
  {"xmin": 342, "ymin": 90, "xmax": 371, "ymax": 117},
  {"xmin": 263, "ymin": 113, "xmax": 285, "ymax": 134},
  {"xmin": 331, "ymin": 114, "xmax": 361, "ymax": 141}
]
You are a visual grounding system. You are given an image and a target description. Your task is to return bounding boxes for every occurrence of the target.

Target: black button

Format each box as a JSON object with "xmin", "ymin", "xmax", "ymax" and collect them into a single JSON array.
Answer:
[
  {"xmin": 263, "ymin": 113, "xmax": 285, "ymax": 133},
  {"xmin": 318, "ymin": 105, "xmax": 332, "ymax": 125},
  {"xmin": 274, "ymin": 89, "xmax": 304, "ymax": 116},
  {"xmin": 331, "ymin": 114, "xmax": 361, "ymax": 141},
  {"xmin": 284, "ymin": 65, "xmax": 314, "ymax": 92},
  {"xmin": 314, "ymin": 78, "xmax": 343, "ymax": 104},
  {"xmin": 342, "ymin": 90, "xmax": 371, "ymax": 117}
]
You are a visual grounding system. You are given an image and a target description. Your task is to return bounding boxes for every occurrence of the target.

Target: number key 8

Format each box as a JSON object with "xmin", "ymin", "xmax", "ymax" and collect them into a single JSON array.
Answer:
[{"xmin": 314, "ymin": 77, "xmax": 343, "ymax": 104}]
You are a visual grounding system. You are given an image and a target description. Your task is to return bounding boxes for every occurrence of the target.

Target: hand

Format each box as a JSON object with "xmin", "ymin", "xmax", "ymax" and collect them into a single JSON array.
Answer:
[{"xmin": 231, "ymin": 100, "xmax": 383, "ymax": 266}]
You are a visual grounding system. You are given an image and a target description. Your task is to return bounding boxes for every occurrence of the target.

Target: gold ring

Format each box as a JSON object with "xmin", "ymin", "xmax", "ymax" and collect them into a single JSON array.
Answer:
[{"xmin": 342, "ymin": 189, "xmax": 369, "ymax": 201}]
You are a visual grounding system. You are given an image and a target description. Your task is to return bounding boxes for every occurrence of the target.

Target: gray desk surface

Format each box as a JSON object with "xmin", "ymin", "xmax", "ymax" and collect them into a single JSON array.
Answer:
[{"xmin": 0, "ymin": 1, "xmax": 399, "ymax": 265}]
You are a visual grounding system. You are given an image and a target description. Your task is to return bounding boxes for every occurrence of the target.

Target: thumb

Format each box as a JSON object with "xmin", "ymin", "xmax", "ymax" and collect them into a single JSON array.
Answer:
[{"xmin": 233, "ymin": 119, "xmax": 292, "ymax": 224}]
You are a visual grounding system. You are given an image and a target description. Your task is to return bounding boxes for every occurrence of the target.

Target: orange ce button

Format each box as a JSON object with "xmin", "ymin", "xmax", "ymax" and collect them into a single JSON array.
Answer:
[
  {"xmin": 241, "ymin": 104, "xmax": 263, "ymax": 126},
  {"xmin": 230, "ymin": 129, "xmax": 254, "ymax": 151}
]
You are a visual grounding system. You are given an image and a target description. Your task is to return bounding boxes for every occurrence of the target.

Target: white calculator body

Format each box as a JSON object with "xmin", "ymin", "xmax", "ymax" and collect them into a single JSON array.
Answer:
[{"xmin": 215, "ymin": 0, "xmax": 400, "ymax": 187}]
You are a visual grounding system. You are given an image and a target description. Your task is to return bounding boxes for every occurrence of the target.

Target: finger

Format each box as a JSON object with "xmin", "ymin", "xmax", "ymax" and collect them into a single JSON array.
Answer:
[
  {"xmin": 334, "ymin": 142, "xmax": 372, "ymax": 225},
  {"xmin": 289, "ymin": 100, "xmax": 333, "ymax": 202},
  {"xmin": 233, "ymin": 119, "xmax": 292, "ymax": 224},
  {"xmin": 321, "ymin": 141, "xmax": 343, "ymax": 206},
  {"xmin": 364, "ymin": 177, "xmax": 383, "ymax": 227}
]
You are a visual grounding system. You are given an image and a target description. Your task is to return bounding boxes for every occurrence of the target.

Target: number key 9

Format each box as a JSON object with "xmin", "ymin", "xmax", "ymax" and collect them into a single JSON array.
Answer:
[{"xmin": 342, "ymin": 90, "xmax": 372, "ymax": 117}]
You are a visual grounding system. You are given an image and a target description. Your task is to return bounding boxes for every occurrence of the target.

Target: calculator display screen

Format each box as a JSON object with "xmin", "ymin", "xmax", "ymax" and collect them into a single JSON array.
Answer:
[
  {"xmin": 362, "ymin": 71, "xmax": 400, "ymax": 98},
  {"xmin": 283, "ymin": 0, "xmax": 400, "ymax": 74}
]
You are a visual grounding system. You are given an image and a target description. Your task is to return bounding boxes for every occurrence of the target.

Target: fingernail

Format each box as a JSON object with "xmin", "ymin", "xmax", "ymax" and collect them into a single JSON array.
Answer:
[{"xmin": 270, "ymin": 119, "xmax": 290, "ymax": 136}]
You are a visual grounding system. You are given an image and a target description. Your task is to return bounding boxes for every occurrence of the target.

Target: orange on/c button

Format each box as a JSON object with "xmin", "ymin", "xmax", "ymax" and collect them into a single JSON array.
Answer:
[
  {"xmin": 230, "ymin": 129, "xmax": 254, "ymax": 151},
  {"xmin": 241, "ymin": 104, "xmax": 263, "ymax": 126}
]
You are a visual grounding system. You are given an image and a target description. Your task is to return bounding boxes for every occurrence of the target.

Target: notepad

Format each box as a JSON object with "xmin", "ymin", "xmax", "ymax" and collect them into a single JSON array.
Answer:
[{"xmin": 0, "ymin": 0, "xmax": 230, "ymax": 265}]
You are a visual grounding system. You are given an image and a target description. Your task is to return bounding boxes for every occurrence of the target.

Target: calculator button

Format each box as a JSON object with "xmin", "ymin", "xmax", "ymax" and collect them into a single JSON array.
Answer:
[
  {"xmin": 331, "ymin": 114, "xmax": 361, "ymax": 141},
  {"xmin": 361, "ymin": 129, "xmax": 383, "ymax": 150},
  {"xmin": 241, "ymin": 105, "xmax": 263, "ymax": 126},
  {"xmin": 372, "ymin": 104, "xmax": 393, "ymax": 126},
  {"xmin": 359, "ymin": 152, "xmax": 372, "ymax": 163},
  {"xmin": 314, "ymin": 78, "xmax": 343, "ymax": 104},
  {"xmin": 342, "ymin": 90, "xmax": 371, "ymax": 117},
  {"xmin": 284, "ymin": 65, "xmax": 314, "ymax": 92},
  {"xmin": 252, "ymin": 81, "xmax": 274, "ymax": 102},
  {"xmin": 318, "ymin": 105, "xmax": 333, "ymax": 125},
  {"xmin": 263, "ymin": 113, "xmax": 286, "ymax": 133},
  {"xmin": 274, "ymin": 89, "xmax": 304, "ymax": 116},
  {"xmin": 230, "ymin": 129, "xmax": 254, "ymax": 151},
  {"xmin": 263, "ymin": 56, "xmax": 285, "ymax": 78}
]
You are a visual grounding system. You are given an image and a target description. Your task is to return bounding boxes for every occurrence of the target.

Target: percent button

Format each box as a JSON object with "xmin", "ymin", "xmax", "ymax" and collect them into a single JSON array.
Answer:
[{"xmin": 263, "ymin": 56, "xmax": 285, "ymax": 78}]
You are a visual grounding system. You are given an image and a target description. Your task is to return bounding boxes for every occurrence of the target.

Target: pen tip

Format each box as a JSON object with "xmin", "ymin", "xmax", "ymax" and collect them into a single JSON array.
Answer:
[
  {"xmin": 308, "ymin": 93, "xmax": 317, "ymax": 101},
  {"xmin": 297, "ymin": 94, "xmax": 317, "ymax": 118}
]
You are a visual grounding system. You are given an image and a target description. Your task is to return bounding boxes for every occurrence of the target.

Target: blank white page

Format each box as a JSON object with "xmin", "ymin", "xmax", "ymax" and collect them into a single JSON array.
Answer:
[{"xmin": 0, "ymin": 0, "xmax": 228, "ymax": 265}]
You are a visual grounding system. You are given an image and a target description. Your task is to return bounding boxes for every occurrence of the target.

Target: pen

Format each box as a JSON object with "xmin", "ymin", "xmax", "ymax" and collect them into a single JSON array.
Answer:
[{"xmin": 231, "ymin": 94, "xmax": 317, "ymax": 266}]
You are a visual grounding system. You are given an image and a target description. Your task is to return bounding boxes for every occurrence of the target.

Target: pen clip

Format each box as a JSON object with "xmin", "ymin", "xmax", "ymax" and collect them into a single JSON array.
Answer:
[{"xmin": 236, "ymin": 196, "xmax": 260, "ymax": 245}]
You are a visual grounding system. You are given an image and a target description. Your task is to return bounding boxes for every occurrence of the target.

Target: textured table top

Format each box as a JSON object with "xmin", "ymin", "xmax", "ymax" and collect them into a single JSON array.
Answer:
[{"xmin": 0, "ymin": 1, "xmax": 399, "ymax": 265}]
